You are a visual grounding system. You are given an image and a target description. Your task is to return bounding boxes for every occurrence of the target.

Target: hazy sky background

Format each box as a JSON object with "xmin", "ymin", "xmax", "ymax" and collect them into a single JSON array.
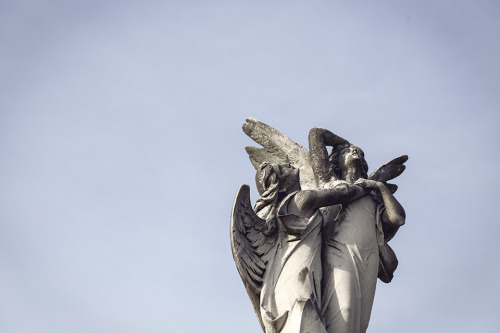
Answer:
[{"xmin": 1, "ymin": 1, "xmax": 499, "ymax": 332}]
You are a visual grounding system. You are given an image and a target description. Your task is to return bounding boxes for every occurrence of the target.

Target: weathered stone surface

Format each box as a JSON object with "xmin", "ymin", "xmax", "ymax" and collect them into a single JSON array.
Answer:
[{"xmin": 231, "ymin": 118, "xmax": 407, "ymax": 333}]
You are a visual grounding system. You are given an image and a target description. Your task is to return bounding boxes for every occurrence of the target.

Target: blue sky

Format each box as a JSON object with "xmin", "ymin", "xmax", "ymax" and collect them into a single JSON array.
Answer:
[{"xmin": 1, "ymin": 1, "xmax": 499, "ymax": 332}]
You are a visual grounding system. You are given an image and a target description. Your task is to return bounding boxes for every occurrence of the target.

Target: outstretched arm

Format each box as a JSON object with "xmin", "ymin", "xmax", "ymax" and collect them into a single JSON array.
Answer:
[
  {"xmin": 308, "ymin": 128, "xmax": 349, "ymax": 186},
  {"xmin": 292, "ymin": 183, "xmax": 368, "ymax": 217},
  {"xmin": 355, "ymin": 179, "xmax": 406, "ymax": 227}
]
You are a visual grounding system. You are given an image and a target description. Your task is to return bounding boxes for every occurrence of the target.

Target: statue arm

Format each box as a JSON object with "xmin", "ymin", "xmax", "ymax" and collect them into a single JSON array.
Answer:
[
  {"xmin": 355, "ymin": 179, "xmax": 406, "ymax": 227},
  {"xmin": 308, "ymin": 128, "xmax": 349, "ymax": 186},
  {"xmin": 377, "ymin": 183, "xmax": 406, "ymax": 227},
  {"xmin": 293, "ymin": 183, "xmax": 368, "ymax": 215}
]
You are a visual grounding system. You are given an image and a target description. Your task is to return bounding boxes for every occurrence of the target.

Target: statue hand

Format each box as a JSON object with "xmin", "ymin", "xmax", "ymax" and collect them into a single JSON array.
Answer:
[{"xmin": 354, "ymin": 178, "xmax": 381, "ymax": 190}]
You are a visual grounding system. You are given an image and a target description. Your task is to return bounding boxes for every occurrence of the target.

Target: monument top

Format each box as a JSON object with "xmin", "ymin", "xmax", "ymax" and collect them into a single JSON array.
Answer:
[{"xmin": 230, "ymin": 117, "xmax": 407, "ymax": 333}]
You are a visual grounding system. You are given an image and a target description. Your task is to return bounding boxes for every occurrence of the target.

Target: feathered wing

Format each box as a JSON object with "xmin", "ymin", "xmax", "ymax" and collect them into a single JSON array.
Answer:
[
  {"xmin": 242, "ymin": 117, "xmax": 317, "ymax": 190},
  {"xmin": 245, "ymin": 146, "xmax": 289, "ymax": 170},
  {"xmin": 230, "ymin": 184, "xmax": 278, "ymax": 332},
  {"xmin": 369, "ymin": 155, "xmax": 408, "ymax": 194}
]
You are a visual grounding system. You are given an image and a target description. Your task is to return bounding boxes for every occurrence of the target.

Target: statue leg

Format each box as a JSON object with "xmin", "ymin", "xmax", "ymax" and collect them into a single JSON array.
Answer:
[
  {"xmin": 322, "ymin": 243, "xmax": 361, "ymax": 333},
  {"xmin": 358, "ymin": 245, "xmax": 379, "ymax": 333}
]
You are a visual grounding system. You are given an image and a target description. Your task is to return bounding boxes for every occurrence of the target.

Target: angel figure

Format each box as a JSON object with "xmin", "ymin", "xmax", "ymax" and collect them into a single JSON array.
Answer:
[
  {"xmin": 231, "ymin": 118, "xmax": 408, "ymax": 333},
  {"xmin": 231, "ymin": 161, "xmax": 373, "ymax": 333},
  {"xmin": 308, "ymin": 128, "xmax": 406, "ymax": 333}
]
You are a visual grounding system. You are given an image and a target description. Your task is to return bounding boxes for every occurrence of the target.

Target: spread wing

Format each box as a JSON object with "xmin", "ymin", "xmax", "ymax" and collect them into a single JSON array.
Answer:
[
  {"xmin": 369, "ymin": 155, "xmax": 408, "ymax": 194},
  {"xmin": 242, "ymin": 117, "xmax": 317, "ymax": 190},
  {"xmin": 230, "ymin": 184, "xmax": 277, "ymax": 332}
]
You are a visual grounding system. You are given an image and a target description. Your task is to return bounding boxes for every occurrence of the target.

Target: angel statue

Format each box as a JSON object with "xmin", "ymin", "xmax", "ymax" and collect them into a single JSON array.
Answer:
[{"xmin": 231, "ymin": 118, "xmax": 408, "ymax": 333}]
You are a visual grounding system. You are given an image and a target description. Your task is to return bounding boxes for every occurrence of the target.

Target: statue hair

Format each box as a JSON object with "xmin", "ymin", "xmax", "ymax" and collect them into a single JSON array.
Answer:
[
  {"xmin": 253, "ymin": 162, "xmax": 281, "ymax": 236},
  {"xmin": 329, "ymin": 144, "xmax": 369, "ymax": 179}
]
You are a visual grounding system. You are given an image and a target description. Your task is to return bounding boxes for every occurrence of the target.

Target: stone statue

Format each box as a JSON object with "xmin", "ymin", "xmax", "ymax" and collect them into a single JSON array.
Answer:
[{"xmin": 231, "ymin": 118, "xmax": 407, "ymax": 333}]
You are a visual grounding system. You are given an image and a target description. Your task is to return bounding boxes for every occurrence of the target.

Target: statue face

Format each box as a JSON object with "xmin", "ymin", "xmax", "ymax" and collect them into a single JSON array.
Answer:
[
  {"xmin": 338, "ymin": 145, "xmax": 365, "ymax": 172},
  {"xmin": 278, "ymin": 165, "xmax": 300, "ymax": 192}
]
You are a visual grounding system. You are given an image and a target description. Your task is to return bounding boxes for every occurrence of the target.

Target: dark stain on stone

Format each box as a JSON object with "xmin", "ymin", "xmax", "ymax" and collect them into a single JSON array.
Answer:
[{"xmin": 298, "ymin": 267, "xmax": 309, "ymax": 283}]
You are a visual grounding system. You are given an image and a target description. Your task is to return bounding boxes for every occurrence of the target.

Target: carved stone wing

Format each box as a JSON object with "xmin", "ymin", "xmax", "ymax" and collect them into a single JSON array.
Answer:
[
  {"xmin": 242, "ymin": 117, "xmax": 317, "ymax": 190},
  {"xmin": 369, "ymin": 155, "xmax": 408, "ymax": 194},
  {"xmin": 230, "ymin": 184, "xmax": 277, "ymax": 332}
]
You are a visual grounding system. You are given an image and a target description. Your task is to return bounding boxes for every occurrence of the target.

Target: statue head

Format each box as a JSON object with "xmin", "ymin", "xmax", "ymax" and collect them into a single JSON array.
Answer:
[
  {"xmin": 254, "ymin": 162, "xmax": 300, "ymax": 235},
  {"xmin": 329, "ymin": 144, "xmax": 368, "ymax": 180},
  {"xmin": 255, "ymin": 162, "xmax": 300, "ymax": 196}
]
